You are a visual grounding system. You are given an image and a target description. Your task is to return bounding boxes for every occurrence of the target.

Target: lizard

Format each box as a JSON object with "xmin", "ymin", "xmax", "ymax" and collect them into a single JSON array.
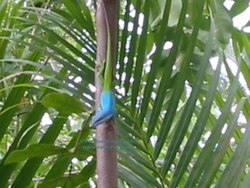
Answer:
[{"xmin": 90, "ymin": 4, "xmax": 115, "ymax": 127}]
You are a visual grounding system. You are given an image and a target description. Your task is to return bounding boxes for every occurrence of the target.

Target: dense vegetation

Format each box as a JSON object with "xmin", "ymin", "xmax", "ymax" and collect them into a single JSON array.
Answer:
[{"xmin": 0, "ymin": 0, "xmax": 250, "ymax": 187}]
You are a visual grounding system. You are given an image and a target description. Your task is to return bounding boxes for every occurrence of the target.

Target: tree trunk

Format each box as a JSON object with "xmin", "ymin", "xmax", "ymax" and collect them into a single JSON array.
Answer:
[{"xmin": 95, "ymin": 0, "xmax": 118, "ymax": 187}]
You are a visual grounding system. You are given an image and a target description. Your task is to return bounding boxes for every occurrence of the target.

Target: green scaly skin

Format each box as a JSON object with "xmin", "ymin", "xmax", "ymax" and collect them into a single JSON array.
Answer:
[{"xmin": 90, "ymin": 3, "xmax": 115, "ymax": 127}]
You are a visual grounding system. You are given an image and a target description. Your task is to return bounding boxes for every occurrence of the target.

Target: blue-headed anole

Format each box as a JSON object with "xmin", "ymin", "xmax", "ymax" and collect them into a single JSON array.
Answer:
[{"xmin": 90, "ymin": 5, "xmax": 115, "ymax": 127}]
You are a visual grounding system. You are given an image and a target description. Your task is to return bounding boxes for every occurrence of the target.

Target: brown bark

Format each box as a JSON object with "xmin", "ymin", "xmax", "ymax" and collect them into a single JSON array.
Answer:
[{"xmin": 95, "ymin": 0, "xmax": 118, "ymax": 187}]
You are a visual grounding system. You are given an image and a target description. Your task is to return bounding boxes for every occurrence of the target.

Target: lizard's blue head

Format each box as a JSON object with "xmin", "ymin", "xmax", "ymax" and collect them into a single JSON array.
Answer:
[{"xmin": 90, "ymin": 90, "xmax": 115, "ymax": 127}]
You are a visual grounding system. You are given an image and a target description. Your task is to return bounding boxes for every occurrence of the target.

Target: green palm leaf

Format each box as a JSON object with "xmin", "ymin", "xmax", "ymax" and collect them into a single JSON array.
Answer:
[{"xmin": 0, "ymin": 0, "xmax": 249, "ymax": 187}]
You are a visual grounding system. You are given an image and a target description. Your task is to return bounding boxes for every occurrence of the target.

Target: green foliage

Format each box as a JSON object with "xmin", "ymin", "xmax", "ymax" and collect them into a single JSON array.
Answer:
[
  {"xmin": 4, "ymin": 144, "xmax": 68, "ymax": 164},
  {"xmin": 42, "ymin": 93, "xmax": 85, "ymax": 115},
  {"xmin": 0, "ymin": 0, "xmax": 250, "ymax": 187}
]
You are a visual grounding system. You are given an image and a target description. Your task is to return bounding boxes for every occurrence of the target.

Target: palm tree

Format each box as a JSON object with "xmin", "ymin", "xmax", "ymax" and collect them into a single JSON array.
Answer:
[{"xmin": 0, "ymin": 0, "xmax": 250, "ymax": 187}]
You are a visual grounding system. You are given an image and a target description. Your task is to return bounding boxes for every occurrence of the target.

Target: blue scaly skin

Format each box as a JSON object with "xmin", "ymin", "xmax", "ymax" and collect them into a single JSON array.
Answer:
[
  {"xmin": 90, "ymin": 91, "xmax": 115, "ymax": 127},
  {"xmin": 91, "ymin": 5, "xmax": 115, "ymax": 127}
]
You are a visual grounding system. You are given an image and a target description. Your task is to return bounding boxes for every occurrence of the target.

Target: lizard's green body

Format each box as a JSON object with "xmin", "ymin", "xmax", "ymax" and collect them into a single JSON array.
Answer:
[{"xmin": 91, "ymin": 5, "xmax": 115, "ymax": 127}]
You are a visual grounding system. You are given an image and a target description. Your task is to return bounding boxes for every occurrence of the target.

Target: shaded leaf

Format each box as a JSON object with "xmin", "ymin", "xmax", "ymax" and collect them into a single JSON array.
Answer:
[
  {"xmin": 5, "ymin": 144, "xmax": 68, "ymax": 164},
  {"xmin": 42, "ymin": 92, "xmax": 85, "ymax": 115}
]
